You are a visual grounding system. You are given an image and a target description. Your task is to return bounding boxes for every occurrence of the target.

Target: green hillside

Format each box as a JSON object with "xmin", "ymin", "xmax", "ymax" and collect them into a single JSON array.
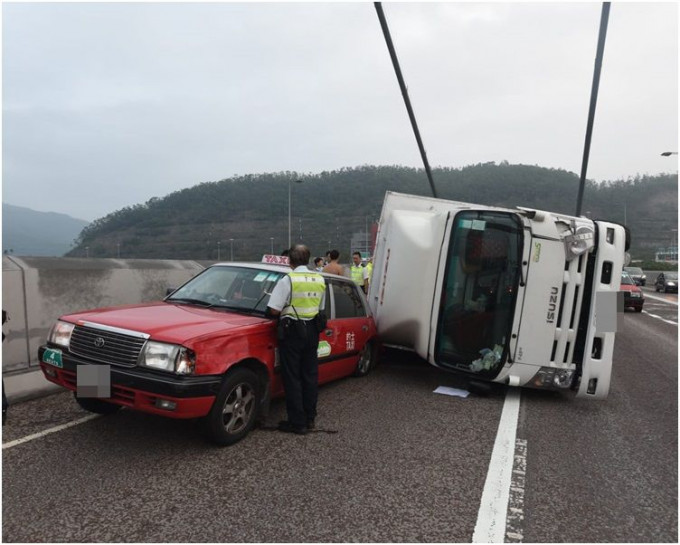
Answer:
[{"xmin": 68, "ymin": 164, "xmax": 677, "ymax": 261}]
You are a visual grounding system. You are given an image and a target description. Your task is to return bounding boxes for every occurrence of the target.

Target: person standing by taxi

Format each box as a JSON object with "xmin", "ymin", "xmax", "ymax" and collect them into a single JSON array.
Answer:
[
  {"xmin": 350, "ymin": 251, "xmax": 369, "ymax": 294},
  {"xmin": 322, "ymin": 249, "xmax": 344, "ymax": 276},
  {"xmin": 267, "ymin": 244, "xmax": 326, "ymax": 435}
]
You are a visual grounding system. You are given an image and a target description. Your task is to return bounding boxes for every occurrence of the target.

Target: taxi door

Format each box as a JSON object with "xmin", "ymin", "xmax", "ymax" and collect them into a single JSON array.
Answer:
[{"xmin": 317, "ymin": 279, "xmax": 372, "ymax": 383}]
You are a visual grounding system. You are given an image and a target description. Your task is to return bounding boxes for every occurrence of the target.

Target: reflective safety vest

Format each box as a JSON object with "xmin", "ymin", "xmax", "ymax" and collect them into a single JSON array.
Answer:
[
  {"xmin": 281, "ymin": 271, "xmax": 326, "ymax": 319},
  {"xmin": 350, "ymin": 265, "xmax": 365, "ymax": 287},
  {"xmin": 366, "ymin": 262, "xmax": 373, "ymax": 283}
]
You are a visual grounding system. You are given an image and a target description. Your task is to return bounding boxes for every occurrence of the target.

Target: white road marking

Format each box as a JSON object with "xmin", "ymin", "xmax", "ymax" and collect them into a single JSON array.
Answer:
[
  {"xmin": 643, "ymin": 292, "xmax": 678, "ymax": 306},
  {"xmin": 505, "ymin": 438, "xmax": 528, "ymax": 543},
  {"xmin": 473, "ymin": 388, "xmax": 522, "ymax": 543},
  {"xmin": 641, "ymin": 310, "xmax": 678, "ymax": 326},
  {"xmin": 2, "ymin": 414, "xmax": 100, "ymax": 450}
]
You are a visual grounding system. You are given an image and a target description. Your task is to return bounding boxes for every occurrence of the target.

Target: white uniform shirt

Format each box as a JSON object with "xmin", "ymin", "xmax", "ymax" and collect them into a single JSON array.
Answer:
[{"xmin": 268, "ymin": 265, "xmax": 326, "ymax": 320}]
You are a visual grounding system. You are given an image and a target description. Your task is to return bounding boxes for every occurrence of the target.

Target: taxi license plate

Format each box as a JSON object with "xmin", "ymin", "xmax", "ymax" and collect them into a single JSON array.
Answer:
[{"xmin": 42, "ymin": 348, "xmax": 63, "ymax": 368}]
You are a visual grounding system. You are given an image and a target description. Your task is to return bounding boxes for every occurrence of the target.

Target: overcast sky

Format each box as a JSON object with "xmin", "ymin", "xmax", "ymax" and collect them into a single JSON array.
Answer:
[{"xmin": 2, "ymin": 1, "xmax": 678, "ymax": 221}]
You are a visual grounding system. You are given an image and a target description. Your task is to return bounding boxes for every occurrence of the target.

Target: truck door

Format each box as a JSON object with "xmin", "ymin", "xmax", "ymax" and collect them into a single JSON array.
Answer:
[{"xmin": 433, "ymin": 211, "xmax": 523, "ymax": 377}]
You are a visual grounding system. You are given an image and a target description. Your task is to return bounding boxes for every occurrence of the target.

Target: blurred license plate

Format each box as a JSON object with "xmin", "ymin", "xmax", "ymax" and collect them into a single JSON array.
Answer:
[{"xmin": 42, "ymin": 348, "xmax": 63, "ymax": 368}]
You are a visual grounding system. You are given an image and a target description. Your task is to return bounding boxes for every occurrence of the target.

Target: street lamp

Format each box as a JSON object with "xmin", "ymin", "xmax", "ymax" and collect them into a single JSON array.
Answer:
[
  {"xmin": 270, "ymin": 237, "xmax": 274, "ymax": 254},
  {"xmin": 229, "ymin": 238, "xmax": 234, "ymax": 261},
  {"xmin": 661, "ymin": 151, "xmax": 678, "ymax": 156},
  {"xmin": 288, "ymin": 179, "xmax": 303, "ymax": 249},
  {"xmin": 217, "ymin": 241, "xmax": 221, "ymax": 261}
]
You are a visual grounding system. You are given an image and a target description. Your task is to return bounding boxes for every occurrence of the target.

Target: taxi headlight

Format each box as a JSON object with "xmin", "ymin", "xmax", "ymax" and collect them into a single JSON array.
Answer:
[
  {"xmin": 48, "ymin": 320, "xmax": 75, "ymax": 348},
  {"xmin": 139, "ymin": 341, "xmax": 195, "ymax": 375}
]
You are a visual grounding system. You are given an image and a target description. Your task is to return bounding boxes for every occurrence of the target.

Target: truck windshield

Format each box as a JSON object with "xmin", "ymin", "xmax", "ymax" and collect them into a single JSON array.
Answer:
[
  {"xmin": 435, "ymin": 211, "xmax": 523, "ymax": 377},
  {"xmin": 166, "ymin": 266, "xmax": 285, "ymax": 314}
]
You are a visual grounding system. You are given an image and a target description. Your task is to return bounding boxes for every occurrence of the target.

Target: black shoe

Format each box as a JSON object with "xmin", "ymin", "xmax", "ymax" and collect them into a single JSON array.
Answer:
[
  {"xmin": 306, "ymin": 418, "xmax": 316, "ymax": 430},
  {"xmin": 277, "ymin": 420, "xmax": 307, "ymax": 435}
]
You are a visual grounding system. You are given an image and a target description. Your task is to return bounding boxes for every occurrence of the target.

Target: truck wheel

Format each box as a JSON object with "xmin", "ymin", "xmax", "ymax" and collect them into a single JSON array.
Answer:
[
  {"xmin": 203, "ymin": 369, "xmax": 260, "ymax": 446},
  {"xmin": 353, "ymin": 340, "xmax": 376, "ymax": 377},
  {"xmin": 73, "ymin": 393, "xmax": 121, "ymax": 415},
  {"xmin": 635, "ymin": 307, "xmax": 643, "ymax": 313}
]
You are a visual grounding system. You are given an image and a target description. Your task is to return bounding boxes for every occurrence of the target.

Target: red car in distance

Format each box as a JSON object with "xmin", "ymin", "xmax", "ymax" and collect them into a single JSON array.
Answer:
[
  {"xmin": 620, "ymin": 271, "xmax": 644, "ymax": 312},
  {"xmin": 39, "ymin": 263, "xmax": 378, "ymax": 446}
]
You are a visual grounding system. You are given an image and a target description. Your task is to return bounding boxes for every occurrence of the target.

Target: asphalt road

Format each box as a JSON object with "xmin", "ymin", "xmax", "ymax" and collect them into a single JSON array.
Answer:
[{"xmin": 2, "ymin": 295, "xmax": 677, "ymax": 543}]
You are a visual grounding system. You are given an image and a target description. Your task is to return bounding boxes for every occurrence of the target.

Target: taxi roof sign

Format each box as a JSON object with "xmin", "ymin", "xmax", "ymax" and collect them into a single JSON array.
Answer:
[{"xmin": 262, "ymin": 254, "xmax": 289, "ymax": 265}]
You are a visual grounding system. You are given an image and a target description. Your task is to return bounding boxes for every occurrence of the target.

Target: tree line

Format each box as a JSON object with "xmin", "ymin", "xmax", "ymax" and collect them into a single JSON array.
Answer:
[{"xmin": 67, "ymin": 164, "xmax": 678, "ymax": 261}]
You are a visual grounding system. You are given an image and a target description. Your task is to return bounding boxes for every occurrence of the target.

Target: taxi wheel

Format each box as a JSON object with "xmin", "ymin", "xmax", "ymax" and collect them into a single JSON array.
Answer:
[
  {"xmin": 73, "ymin": 393, "xmax": 121, "ymax": 415},
  {"xmin": 203, "ymin": 368, "xmax": 260, "ymax": 446},
  {"xmin": 353, "ymin": 340, "xmax": 376, "ymax": 377}
]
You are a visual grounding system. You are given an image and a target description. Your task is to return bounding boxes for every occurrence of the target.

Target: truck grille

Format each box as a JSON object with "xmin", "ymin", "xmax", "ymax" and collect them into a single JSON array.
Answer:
[
  {"xmin": 69, "ymin": 324, "xmax": 147, "ymax": 367},
  {"xmin": 550, "ymin": 253, "xmax": 589, "ymax": 365}
]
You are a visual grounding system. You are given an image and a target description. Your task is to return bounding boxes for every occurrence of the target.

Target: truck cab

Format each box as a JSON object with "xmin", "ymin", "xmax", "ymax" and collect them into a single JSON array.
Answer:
[{"xmin": 368, "ymin": 191, "xmax": 626, "ymax": 399}]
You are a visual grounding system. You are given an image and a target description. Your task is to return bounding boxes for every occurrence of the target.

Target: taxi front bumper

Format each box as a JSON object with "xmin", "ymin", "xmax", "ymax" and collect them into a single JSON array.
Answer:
[{"xmin": 38, "ymin": 345, "xmax": 220, "ymax": 419}]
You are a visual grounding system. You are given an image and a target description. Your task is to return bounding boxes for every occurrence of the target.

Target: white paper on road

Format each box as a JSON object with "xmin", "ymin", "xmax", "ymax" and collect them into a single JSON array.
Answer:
[{"xmin": 433, "ymin": 386, "xmax": 470, "ymax": 398}]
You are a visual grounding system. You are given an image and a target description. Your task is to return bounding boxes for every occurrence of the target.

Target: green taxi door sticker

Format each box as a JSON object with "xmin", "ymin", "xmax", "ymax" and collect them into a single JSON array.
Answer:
[{"xmin": 317, "ymin": 341, "xmax": 331, "ymax": 358}]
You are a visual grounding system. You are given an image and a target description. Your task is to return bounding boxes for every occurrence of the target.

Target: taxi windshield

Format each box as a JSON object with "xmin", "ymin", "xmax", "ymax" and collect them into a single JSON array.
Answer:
[
  {"xmin": 435, "ymin": 211, "xmax": 523, "ymax": 376},
  {"xmin": 166, "ymin": 266, "xmax": 285, "ymax": 314}
]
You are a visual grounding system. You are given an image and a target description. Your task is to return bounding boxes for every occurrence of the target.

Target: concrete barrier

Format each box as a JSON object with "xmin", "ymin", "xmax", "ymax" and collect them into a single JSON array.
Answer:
[{"xmin": 2, "ymin": 256, "xmax": 205, "ymax": 376}]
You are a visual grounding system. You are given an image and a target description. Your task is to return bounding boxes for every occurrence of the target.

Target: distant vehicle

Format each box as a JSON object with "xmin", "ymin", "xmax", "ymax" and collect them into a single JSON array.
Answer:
[
  {"xmin": 623, "ymin": 266, "xmax": 646, "ymax": 286},
  {"xmin": 39, "ymin": 263, "xmax": 378, "ymax": 446},
  {"xmin": 368, "ymin": 191, "xmax": 626, "ymax": 400},
  {"xmin": 654, "ymin": 271, "xmax": 678, "ymax": 293},
  {"xmin": 620, "ymin": 272, "xmax": 644, "ymax": 312}
]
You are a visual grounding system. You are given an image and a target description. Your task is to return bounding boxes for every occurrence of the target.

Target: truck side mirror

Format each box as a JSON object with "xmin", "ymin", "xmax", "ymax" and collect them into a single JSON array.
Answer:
[{"xmin": 166, "ymin": 287, "xmax": 177, "ymax": 296}]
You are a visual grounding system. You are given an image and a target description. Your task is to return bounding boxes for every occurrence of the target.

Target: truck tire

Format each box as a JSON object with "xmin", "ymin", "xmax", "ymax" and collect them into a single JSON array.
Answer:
[
  {"xmin": 73, "ymin": 393, "xmax": 121, "ymax": 415},
  {"xmin": 202, "ymin": 368, "xmax": 260, "ymax": 446},
  {"xmin": 353, "ymin": 340, "xmax": 376, "ymax": 377}
]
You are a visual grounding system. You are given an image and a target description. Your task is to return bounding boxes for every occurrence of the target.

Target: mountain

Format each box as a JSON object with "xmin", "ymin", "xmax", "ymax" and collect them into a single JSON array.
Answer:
[
  {"xmin": 66, "ymin": 164, "xmax": 677, "ymax": 261},
  {"xmin": 2, "ymin": 203, "xmax": 90, "ymax": 257}
]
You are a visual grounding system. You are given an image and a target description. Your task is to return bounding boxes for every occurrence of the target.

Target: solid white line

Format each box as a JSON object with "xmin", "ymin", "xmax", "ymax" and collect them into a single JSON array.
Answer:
[
  {"xmin": 2, "ymin": 414, "xmax": 100, "ymax": 450},
  {"xmin": 473, "ymin": 388, "xmax": 521, "ymax": 543},
  {"xmin": 641, "ymin": 310, "xmax": 678, "ymax": 326}
]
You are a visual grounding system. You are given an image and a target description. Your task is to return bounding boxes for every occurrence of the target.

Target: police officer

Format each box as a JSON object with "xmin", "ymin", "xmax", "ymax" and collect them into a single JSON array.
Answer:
[
  {"xmin": 267, "ymin": 245, "xmax": 326, "ymax": 434},
  {"xmin": 350, "ymin": 251, "xmax": 369, "ymax": 293}
]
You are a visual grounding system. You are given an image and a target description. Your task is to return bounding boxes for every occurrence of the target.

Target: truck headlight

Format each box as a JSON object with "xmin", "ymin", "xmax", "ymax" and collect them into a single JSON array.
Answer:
[
  {"xmin": 530, "ymin": 367, "xmax": 574, "ymax": 389},
  {"xmin": 564, "ymin": 226, "xmax": 595, "ymax": 261},
  {"xmin": 48, "ymin": 320, "xmax": 75, "ymax": 348},
  {"xmin": 139, "ymin": 341, "xmax": 195, "ymax": 375}
]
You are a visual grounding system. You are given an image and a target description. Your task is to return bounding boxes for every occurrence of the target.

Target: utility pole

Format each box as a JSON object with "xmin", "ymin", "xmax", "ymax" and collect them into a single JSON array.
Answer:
[{"xmin": 576, "ymin": 2, "xmax": 611, "ymax": 216}]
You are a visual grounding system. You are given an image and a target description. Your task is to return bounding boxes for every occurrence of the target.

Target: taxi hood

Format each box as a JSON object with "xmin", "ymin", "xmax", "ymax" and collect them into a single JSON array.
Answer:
[{"xmin": 62, "ymin": 301, "xmax": 270, "ymax": 345}]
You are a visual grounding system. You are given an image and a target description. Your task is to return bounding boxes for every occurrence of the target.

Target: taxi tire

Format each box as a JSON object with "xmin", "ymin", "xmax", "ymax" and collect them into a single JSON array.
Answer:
[
  {"xmin": 73, "ymin": 393, "xmax": 121, "ymax": 415},
  {"xmin": 202, "ymin": 368, "xmax": 261, "ymax": 446},
  {"xmin": 353, "ymin": 340, "xmax": 376, "ymax": 377}
]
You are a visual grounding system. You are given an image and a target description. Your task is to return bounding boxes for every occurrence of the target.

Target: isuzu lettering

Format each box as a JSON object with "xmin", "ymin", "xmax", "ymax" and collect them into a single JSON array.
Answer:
[{"xmin": 368, "ymin": 191, "xmax": 626, "ymax": 399}]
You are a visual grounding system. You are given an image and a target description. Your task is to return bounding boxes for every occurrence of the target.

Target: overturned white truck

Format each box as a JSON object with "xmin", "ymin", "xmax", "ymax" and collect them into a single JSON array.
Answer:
[{"xmin": 368, "ymin": 191, "xmax": 626, "ymax": 399}]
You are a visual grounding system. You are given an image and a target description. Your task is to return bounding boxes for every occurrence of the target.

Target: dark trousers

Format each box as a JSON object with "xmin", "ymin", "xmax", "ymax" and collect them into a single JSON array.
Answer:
[{"xmin": 279, "ymin": 319, "xmax": 319, "ymax": 429}]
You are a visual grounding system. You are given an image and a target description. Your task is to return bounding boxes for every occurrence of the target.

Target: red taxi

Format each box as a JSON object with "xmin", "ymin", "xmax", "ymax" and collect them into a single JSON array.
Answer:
[
  {"xmin": 38, "ymin": 262, "xmax": 378, "ymax": 445},
  {"xmin": 620, "ymin": 271, "xmax": 644, "ymax": 312}
]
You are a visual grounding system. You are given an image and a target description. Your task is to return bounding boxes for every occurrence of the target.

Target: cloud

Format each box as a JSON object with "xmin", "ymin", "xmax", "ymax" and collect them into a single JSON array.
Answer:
[{"xmin": 2, "ymin": 2, "xmax": 677, "ymax": 221}]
